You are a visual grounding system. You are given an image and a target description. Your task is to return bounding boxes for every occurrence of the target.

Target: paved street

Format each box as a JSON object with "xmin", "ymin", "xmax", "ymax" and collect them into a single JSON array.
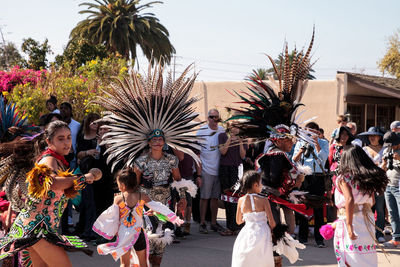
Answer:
[{"xmin": 68, "ymin": 210, "xmax": 400, "ymax": 267}]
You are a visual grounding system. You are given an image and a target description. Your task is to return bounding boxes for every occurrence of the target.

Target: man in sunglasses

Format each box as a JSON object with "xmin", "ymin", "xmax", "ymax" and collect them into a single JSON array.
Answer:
[{"xmin": 196, "ymin": 109, "xmax": 225, "ymax": 233}]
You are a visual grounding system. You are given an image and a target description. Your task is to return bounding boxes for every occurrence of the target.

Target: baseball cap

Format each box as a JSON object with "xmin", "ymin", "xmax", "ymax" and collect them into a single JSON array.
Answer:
[
  {"xmin": 383, "ymin": 131, "xmax": 400, "ymax": 147},
  {"xmin": 390, "ymin": 121, "xmax": 400, "ymax": 130}
]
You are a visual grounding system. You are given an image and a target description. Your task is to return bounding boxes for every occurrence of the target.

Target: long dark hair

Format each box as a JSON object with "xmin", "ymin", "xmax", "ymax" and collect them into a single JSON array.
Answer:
[
  {"xmin": 82, "ymin": 113, "xmax": 100, "ymax": 136},
  {"xmin": 240, "ymin": 170, "xmax": 261, "ymax": 193},
  {"xmin": 338, "ymin": 145, "xmax": 388, "ymax": 195},
  {"xmin": 116, "ymin": 168, "xmax": 138, "ymax": 191}
]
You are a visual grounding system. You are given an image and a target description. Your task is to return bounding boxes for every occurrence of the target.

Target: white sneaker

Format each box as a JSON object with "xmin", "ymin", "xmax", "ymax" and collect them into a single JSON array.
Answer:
[
  {"xmin": 384, "ymin": 226, "xmax": 392, "ymax": 235},
  {"xmin": 68, "ymin": 216, "xmax": 74, "ymax": 226},
  {"xmin": 378, "ymin": 237, "xmax": 386, "ymax": 243}
]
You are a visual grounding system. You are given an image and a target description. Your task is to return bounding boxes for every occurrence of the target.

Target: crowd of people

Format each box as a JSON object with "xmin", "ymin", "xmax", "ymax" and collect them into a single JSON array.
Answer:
[{"xmin": 0, "ymin": 37, "xmax": 399, "ymax": 266}]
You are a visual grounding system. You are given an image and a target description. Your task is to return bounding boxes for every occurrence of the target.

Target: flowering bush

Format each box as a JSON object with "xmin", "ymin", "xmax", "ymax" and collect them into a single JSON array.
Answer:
[
  {"xmin": 0, "ymin": 66, "xmax": 46, "ymax": 93},
  {"xmin": 8, "ymin": 56, "xmax": 128, "ymax": 124}
]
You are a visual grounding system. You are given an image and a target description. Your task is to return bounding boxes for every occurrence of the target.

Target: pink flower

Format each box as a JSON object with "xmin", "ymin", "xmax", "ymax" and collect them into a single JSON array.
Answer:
[
  {"xmin": 349, "ymin": 245, "xmax": 354, "ymax": 251},
  {"xmin": 358, "ymin": 246, "xmax": 362, "ymax": 251}
]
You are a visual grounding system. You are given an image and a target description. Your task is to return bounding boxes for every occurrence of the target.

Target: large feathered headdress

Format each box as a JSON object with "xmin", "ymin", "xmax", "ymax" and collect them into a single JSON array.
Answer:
[
  {"xmin": 0, "ymin": 96, "xmax": 35, "ymax": 143},
  {"xmin": 0, "ymin": 96, "xmax": 40, "ymax": 211},
  {"xmin": 228, "ymin": 29, "xmax": 316, "ymax": 144},
  {"xmin": 97, "ymin": 63, "xmax": 203, "ymax": 171}
]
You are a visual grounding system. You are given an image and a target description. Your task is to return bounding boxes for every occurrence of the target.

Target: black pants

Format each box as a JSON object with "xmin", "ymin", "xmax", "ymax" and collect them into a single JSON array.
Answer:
[
  {"xmin": 298, "ymin": 174, "xmax": 326, "ymax": 243},
  {"xmin": 76, "ymin": 184, "xmax": 97, "ymax": 238},
  {"xmin": 220, "ymin": 165, "xmax": 241, "ymax": 231}
]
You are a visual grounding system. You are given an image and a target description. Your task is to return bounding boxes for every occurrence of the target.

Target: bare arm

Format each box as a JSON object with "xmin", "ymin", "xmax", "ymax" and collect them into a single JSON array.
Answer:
[
  {"xmin": 172, "ymin": 149, "xmax": 185, "ymax": 161},
  {"xmin": 219, "ymin": 136, "xmax": 232, "ymax": 155},
  {"xmin": 236, "ymin": 198, "xmax": 244, "ymax": 225},
  {"xmin": 113, "ymin": 194, "xmax": 123, "ymax": 205},
  {"xmin": 239, "ymin": 137, "xmax": 246, "ymax": 159},
  {"xmin": 171, "ymin": 168, "xmax": 182, "ymax": 181},
  {"xmin": 195, "ymin": 161, "xmax": 202, "ymax": 187},
  {"xmin": 38, "ymin": 157, "xmax": 82, "ymax": 190},
  {"xmin": 134, "ymin": 167, "xmax": 142, "ymax": 186},
  {"xmin": 77, "ymin": 149, "xmax": 98, "ymax": 160},
  {"xmin": 338, "ymin": 179, "xmax": 357, "ymax": 240}
]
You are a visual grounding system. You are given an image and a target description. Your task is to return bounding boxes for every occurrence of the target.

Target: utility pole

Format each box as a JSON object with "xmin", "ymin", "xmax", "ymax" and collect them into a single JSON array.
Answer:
[
  {"xmin": 0, "ymin": 26, "xmax": 9, "ymax": 68},
  {"xmin": 173, "ymin": 55, "xmax": 176, "ymax": 81}
]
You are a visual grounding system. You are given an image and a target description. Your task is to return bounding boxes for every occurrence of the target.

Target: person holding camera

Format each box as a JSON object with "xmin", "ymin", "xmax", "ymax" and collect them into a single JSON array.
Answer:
[
  {"xmin": 381, "ymin": 131, "xmax": 400, "ymax": 248},
  {"xmin": 292, "ymin": 122, "xmax": 329, "ymax": 247}
]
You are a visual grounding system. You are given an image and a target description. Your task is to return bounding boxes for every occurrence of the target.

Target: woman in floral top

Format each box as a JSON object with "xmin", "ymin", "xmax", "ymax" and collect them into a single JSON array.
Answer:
[{"xmin": 333, "ymin": 145, "xmax": 388, "ymax": 266}]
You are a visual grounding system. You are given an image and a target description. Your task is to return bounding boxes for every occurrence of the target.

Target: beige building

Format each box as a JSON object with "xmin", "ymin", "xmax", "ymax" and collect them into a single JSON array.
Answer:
[{"xmin": 192, "ymin": 72, "xmax": 400, "ymax": 137}]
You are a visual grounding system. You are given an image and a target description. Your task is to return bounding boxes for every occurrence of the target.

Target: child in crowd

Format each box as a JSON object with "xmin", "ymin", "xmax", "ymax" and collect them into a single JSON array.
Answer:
[
  {"xmin": 93, "ymin": 168, "xmax": 183, "ymax": 267},
  {"xmin": 333, "ymin": 145, "xmax": 388, "ymax": 266},
  {"xmin": 231, "ymin": 171, "xmax": 276, "ymax": 267}
]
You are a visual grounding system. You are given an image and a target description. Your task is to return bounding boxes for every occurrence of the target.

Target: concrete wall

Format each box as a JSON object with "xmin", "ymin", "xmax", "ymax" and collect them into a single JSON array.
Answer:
[{"xmin": 192, "ymin": 78, "xmax": 341, "ymax": 137}]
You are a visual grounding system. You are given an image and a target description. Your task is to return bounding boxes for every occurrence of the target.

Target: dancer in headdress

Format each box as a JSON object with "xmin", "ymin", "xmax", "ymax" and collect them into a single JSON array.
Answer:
[
  {"xmin": 0, "ymin": 97, "xmax": 98, "ymax": 266},
  {"xmin": 228, "ymin": 29, "xmax": 317, "ymax": 266},
  {"xmin": 95, "ymin": 63, "xmax": 202, "ymax": 266}
]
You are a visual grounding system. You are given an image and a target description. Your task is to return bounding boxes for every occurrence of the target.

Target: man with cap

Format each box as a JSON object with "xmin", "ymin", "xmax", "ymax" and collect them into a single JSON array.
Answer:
[
  {"xmin": 390, "ymin": 121, "xmax": 400, "ymax": 133},
  {"xmin": 381, "ymin": 131, "xmax": 400, "ymax": 247}
]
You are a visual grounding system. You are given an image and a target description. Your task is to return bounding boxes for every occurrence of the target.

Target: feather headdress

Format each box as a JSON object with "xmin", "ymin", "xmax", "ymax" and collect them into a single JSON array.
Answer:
[
  {"xmin": 228, "ymin": 29, "xmax": 316, "ymax": 144},
  {"xmin": 97, "ymin": 63, "xmax": 203, "ymax": 171},
  {"xmin": 0, "ymin": 96, "xmax": 34, "ymax": 143},
  {"xmin": 0, "ymin": 97, "xmax": 39, "ymax": 211}
]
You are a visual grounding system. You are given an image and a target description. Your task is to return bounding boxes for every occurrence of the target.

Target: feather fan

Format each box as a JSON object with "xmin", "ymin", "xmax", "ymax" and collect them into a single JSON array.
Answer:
[{"xmin": 227, "ymin": 28, "xmax": 316, "ymax": 143}]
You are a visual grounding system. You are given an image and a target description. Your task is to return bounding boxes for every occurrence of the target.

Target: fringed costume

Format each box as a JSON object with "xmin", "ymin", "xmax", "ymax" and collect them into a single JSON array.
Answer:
[
  {"xmin": 0, "ymin": 97, "xmax": 91, "ymax": 264},
  {"xmin": 96, "ymin": 63, "xmax": 202, "ymax": 266}
]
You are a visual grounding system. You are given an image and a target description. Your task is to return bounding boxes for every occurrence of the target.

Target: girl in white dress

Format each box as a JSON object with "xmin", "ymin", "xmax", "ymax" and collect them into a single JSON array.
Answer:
[
  {"xmin": 92, "ymin": 168, "xmax": 183, "ymax": 267},
  {"xmin": 333, "ymin": 145, "xmax": 388, "ymax": 267},
  {"xmin": 232, "ymin": 170, "xmax": 276, "ymax": 267}
]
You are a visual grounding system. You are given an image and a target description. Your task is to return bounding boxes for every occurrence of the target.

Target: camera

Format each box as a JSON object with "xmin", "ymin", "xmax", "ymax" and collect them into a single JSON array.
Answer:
[{"xmin": 301, "ymin": 143, "xmax": 314, "ymax": 158}]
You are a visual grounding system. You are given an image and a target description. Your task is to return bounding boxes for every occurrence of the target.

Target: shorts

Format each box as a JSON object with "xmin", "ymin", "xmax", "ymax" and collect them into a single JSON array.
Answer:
[
  {"xmin": 200, "ymin": 171, "xmax": 221, "ymax": 199},
  {"xmin": 133, "ymin": 229, "xmax": 146, "ymax": 251}
]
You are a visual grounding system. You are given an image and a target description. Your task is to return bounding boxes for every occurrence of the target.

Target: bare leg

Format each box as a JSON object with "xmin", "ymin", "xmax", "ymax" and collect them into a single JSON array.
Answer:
[
  {"xmin": 200, "ymin": 198, "xmax": 208, "ymax": 225},
  {"xmin": 282, "ymin": 207, "xmax": 296, "ymax": 234},
  {"xmin": 185, "ymin": 206, "xmax": 192, "ymax": 222},
  {"xmin": 210, "ymin": 198, "xmax": 218, "ymax": 225},
  {"xmin": 119, "ymin": 250, "xmax": 130, "ymax": 267},
  {"xmin": 27, "ymin": 247, "xmax": 48, "ymax": 267},
  {"xmin": 30, "ymin": 239, "xmax": 72, "ymax": 267},
  {"xmin": 136, "ymin": 249, "xmax": 148, "ymax": 267}
]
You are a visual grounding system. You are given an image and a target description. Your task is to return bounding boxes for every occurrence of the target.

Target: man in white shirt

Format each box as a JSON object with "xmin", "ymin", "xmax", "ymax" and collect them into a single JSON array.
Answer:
[{"xmin": 197, "ymin": 109, "xmax": 225, "ymax": 233}]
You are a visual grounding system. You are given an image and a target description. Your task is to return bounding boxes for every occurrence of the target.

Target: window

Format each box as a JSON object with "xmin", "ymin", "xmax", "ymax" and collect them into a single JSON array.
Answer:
[{"xmin": 347, "ymin": 104, "xmax": 395, "ymax": 132}]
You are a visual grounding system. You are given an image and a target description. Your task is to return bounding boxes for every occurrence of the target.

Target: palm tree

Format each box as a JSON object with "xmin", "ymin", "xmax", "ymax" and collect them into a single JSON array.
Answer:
[
  {"xmin": 246, "ymin": 68, "xmax": 269, "ymax": 80},
  {"xmin": 69, "ymin": 0, "xmax": 175, "ymax": 64}
]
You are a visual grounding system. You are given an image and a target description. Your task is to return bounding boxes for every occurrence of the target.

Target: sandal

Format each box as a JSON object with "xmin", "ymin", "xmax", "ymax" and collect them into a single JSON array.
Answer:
[
  {"xmin": 232, "ymin": 230, "xmax": 241, "ymax": 235},
  {"xmin": 219, "ymin": 229, "xmax": 233, "ymax": 236}
]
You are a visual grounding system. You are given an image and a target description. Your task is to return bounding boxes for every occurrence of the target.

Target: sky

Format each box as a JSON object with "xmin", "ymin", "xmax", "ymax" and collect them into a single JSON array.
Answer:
[{"xmin": 1, "ymin": 0, "xmax": 399, "ymax": 81}]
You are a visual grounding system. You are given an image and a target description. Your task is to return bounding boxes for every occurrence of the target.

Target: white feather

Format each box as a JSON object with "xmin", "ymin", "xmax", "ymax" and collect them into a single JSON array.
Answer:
[
  {"xmin": 296, "ymin": 164, "xmax": 312, "ymax": 176},
  {"xmin": 171, "ymin": 180, "xmax": 198, "ymax": 198}
]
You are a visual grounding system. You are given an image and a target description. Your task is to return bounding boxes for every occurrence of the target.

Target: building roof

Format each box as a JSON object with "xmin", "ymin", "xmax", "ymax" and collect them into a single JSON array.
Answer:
[{"xmin": 337, "ymin": 71, "xmax": 400, "ymax": 98}]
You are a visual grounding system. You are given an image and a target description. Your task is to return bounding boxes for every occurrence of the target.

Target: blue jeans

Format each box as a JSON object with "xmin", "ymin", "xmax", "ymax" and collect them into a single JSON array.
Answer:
[
  {"xmin": 385, "ymin": 186, "xmax": 400, "ymax": 241},
  {"xmin": 374, "ymin": 193, "xmax": 385, "ymax": 239}
]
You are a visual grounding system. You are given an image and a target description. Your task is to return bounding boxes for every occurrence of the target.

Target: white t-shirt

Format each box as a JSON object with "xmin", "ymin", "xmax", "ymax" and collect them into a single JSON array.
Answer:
[
  {"xmin": 69, "ymin": 119, "xmax": 81, "ymax": 153},
  {"xmin": 197, "ymin": 124, "xmax": 225, "ymax": 176}
]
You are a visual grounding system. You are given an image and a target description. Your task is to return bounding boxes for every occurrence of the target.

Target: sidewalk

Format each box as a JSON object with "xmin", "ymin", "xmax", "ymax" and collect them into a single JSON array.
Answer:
[{"xmin": 69, "ymin": 209, "xmax": 400, "ymax": 266}]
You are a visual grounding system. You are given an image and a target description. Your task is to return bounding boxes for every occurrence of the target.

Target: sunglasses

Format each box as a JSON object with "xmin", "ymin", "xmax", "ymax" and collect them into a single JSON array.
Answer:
[{"xmin": 209, "ymin": 115, "xmax": 219, "ymax": 119}]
